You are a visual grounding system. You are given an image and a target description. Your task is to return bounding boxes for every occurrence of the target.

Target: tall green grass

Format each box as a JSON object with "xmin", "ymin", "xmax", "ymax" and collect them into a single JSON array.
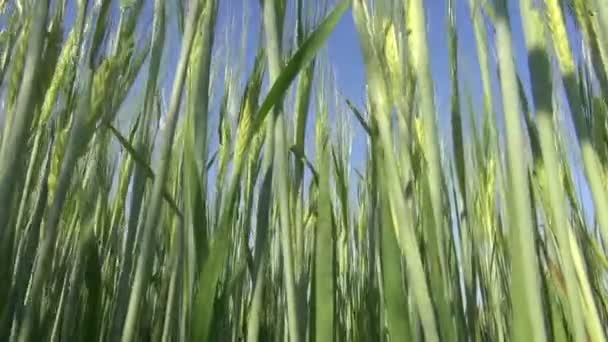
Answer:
[{"xmin": 0, "ymin": 0, "xmax": 607, "ymax": 341}]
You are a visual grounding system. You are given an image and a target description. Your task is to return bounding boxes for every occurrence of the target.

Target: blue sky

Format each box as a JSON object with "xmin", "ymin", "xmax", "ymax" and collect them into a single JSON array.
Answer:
[
  {"xmin": 208, "ymin": 1, "xmax": 524, "ymax": 173},
  {"xmin": 64, "ymin": 0, "xmax": 534, "ymax": 152},
  {"xmin": 156, "ymin": 0, "xmax": 593, "ymax": 205},
  {"xmin": 1, "ymin": 0, "xmax": 578, "ymax": 151},
  {"xmin": 213, "ymin": 0, "xmax": 535, "ymax": 151},
  {"xmin": 8, "ymin": 1, "xmax": 574, "ymax": 168},
  {"xmin": 7, "ymin": 0, "xmax": 592, "ymax": 220}
]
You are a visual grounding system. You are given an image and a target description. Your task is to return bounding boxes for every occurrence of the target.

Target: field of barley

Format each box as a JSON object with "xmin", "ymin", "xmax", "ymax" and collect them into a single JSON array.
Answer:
[{"xmin": 0, "ymin": 0, "xmax": 607, "ymax": 341}]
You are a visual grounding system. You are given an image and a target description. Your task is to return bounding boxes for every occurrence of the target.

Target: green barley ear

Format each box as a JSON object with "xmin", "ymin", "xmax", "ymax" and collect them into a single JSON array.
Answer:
[
  {"xmin": 39, "ymin": 29, "xmax": 79, "ymax": 127},
  {"xmin": 235, "ymin": 48, "xmax": 265, "ymax": 170},
  {"xmin": 6, "ymin": 23, "xmax": 28, "ymax": 115},
  {"xmin": 382, "ymin": 22, "xmax": 401, "ymax": 104},
  {"xmin": 48, "ymin": 116, "xmax": 72, "ymax": 203},
  {"xmin": 545, "ymin": 0, "xmax": 575, "ymax": 77}
]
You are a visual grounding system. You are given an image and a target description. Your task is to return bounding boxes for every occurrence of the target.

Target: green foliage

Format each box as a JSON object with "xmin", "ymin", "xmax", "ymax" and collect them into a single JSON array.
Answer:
[{"xmin": 1, "ymin": 0, "xmax": 607, "ymax": 341}]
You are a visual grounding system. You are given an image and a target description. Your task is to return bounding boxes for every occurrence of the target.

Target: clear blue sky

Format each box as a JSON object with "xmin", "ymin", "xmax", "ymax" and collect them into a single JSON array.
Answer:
[
  {"xmin": 161, "ymin": 0, "xmax": 593, "ymax": 207},
  {"xmin": 45, "ymin": 1, "xmax": 574, "ymax": 164},
  {"xmin": 48, "ymin": 0, "xmax": 593, "ymax": 220},
  {"xmin": 98, "ymin": 0, "xmax": 534, "ymax": 150},
  {"xmin": 208, "ymin": 0, "xmax": 534, "ymax": 173}
]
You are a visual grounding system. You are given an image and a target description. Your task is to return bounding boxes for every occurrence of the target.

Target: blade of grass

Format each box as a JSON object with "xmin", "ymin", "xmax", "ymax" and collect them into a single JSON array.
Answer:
[
  {"xmin": 120, "ymin": 0, "xmax": 201, "ymax": 339},
  {"xmin": 493, "ymin": 1, "xmax": 546, "ymax": 340}
]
